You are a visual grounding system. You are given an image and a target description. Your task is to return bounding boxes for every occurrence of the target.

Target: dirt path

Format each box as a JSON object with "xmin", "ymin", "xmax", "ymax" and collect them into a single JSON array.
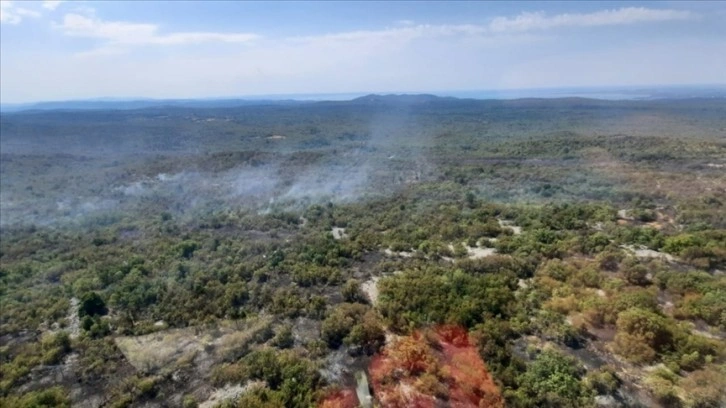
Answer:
[{"xmin": 67, "ymin": 297, "xmax": 80, "ymax": 339}]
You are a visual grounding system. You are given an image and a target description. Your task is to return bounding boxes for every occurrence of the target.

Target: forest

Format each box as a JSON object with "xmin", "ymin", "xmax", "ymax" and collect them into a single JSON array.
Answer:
[{"xmin": 1, "ymin": 95, "xmax": 725, "ymax": 407}]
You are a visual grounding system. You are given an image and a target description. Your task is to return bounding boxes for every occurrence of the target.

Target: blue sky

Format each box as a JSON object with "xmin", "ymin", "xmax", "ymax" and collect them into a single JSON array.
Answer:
[{"xmin": 1, "ymin": 1, "xmax": 724, "ymax": 103}]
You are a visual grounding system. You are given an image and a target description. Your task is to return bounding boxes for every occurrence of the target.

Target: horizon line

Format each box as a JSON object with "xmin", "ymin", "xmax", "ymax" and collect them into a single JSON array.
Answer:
[{"xmin": 3, "ymin": 83, "xmax": 726, "ymax": 106}]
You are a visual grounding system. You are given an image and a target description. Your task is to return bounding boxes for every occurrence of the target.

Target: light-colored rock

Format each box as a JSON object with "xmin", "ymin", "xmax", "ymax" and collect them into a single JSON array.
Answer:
[
  {"xmin": 595, "ymin": 395, "xmax": 621, "ymax": 407},
  {"xmin": 621, "ymin": 244, "xmax": 675, "ymax": 262},
  {"xmin": 498, "ymin": 219, "xmax": 522, "ymax": 235},
  {"xmin": 383, "ymin": 248, "xmax": 414, "ymax": 258},
  {"xmin": 331, "ymin": 227, "xmax": 348, "ymax": 240},
  {"xmin": 361, "ymin": 277, "xmax": 380, "ymax": 306},
  {"xmin": 617, "ymin": 209, "xmax": 633, "ymax": 221},
  {"xmin": 466, "ymin": 246, "xmax": 497, "ymax": 259}
]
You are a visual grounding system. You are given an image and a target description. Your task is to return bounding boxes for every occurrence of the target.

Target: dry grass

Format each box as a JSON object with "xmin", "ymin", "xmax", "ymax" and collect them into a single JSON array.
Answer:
[{"xmin": 114, "ymin": 316, "xmax": 273, "ymax": 373}]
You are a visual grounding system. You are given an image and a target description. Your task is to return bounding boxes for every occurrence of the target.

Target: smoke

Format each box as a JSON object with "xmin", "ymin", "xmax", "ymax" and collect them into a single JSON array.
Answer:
[
  {"xmin": 0, "ymin": 99, "xmax": 442, "ymax": 228},
  {"xmin": 280, "ymin": 102, "xmax": 435, "ymax": 203}
]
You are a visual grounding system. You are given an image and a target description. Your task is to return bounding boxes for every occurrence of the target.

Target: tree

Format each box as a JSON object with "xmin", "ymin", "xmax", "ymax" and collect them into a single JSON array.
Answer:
[
  {"xmin": 515, "ymin": 349, "xmax": 592, "ymax": 407},
  {"xmin": 321, "ymin": 303, "xmax": 367, "ymax": 348},
  {"xmin": 345, "ymin": 311, "xmax": 385, "ymax": 355},
  {"xmin": 79, "ymin": 292, "xmax": 107, "ymax": 317}
]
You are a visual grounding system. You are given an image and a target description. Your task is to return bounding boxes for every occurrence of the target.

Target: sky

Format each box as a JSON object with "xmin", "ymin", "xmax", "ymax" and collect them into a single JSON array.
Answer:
[{"xmin": 1, "ymin": 1, "xmax": 725, "ymax": 103}]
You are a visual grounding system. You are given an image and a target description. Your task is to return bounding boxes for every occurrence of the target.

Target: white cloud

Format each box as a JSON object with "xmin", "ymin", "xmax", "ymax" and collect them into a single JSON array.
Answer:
[
  {"xmin": 42, "ymin": 1, "xmax": 63, "ymax": 11},
  {"xmin": 2, "ymin": 5, "xmax": 718, "ymax": 103},
  {"xmin": 289, "ymin": 24, "xmax": 489, "ymax": 46},
  {"xmin": 55, "ymin": 12, "xmax": 260, "ymax": 46},
  {"xmin": 54, "ymin": 7, "xmax": 696, "ymax": 54},
  {"xmin": 489, "ymin": 7, "xmax": 694, "ymax": 33},
  {"xmin": 289, "ymin": 7, "xmax": 693, "ymax": 46},
  {"xmin": 1, "ymin": 1, "xmax": 41, "ymax": 25}
]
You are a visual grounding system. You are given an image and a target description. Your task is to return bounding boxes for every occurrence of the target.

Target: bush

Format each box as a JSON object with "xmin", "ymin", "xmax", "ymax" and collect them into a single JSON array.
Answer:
[
  {"xmin": 227, "ymin": 385, "xmax": 284, "ymax": 408},
  {"xmin": 681, "ymin": 367, "xmax": 726, "ymax": 408},
  {"xmin": 645, "ymin": 374, "xmax": 681, "ymax": 407},
  {"xmin": 272, "ymin": 325, "xmax": 294, "ymax": 349},
  {"xmin": 538, "ymin": 259, "xmax": 575, "ymax": 282},
  {"xmin": 341, "ymin": 279, "xmax": 366, "ymax": 303},
  {"xmin": 0, "ymin": 387, "xmax": 71, "ymax": 407},
  {"xmin": 585, "ymin": 366, "xmax": 620, "ymax": 395},
  {"xmin": 514, "ymin": 349, "xmax": 592, "ymax": 407},
  {"xmin": 597, "ymin": 249, "xmax": 624, "ymax": 272},
  {"xmin": 613, "ymin": 333, "xmax": 657, "ymax": 364},
  {"xmin": 613, "ymin": 308, "xmax": 674, "ymax": 363},
  {"xmin": 321, "ymin": 303, "xmax": 367, "ymax": 348},
  {"xmin": 678, "ymin": 291, "xmax": 726, "ymax": 330},
  {"xmin": 40, "ymin": 331, "xmax": 71, "ymax": 364},
  {"xmin": 377, "ymin": 268, "xmax": 517, "ymax": 330},
  {"xmin": 240, "ymin": 349, "xmax": 321, "ymax": 407},
  {"xmin": 623, "ymin": 264, "xmax": 650, "ymax": 286},
  {"xmin": 662, "ymin": 234, "xmax": 705, "ymax": 256},
  {"xmin": 182, "ymin": 395, "xmax": 198, "ymax": 408},
  {"xmin": 345, "ymin": 311, "xmax": 385, "ymax": 355},
  {"xmin": 176, "ymin": 240, "xmax": 200, "ymax": 259},
  {"xmin": 634, "ymin": 209, "xmax": 658, "ymax": 222},
  {"xmin": 79, "ymin": 292, "xmax": 107, "ymax": 317},
  {"xmin": 320, "ymin": 304, "xmax": 383, "ymax": 353}
]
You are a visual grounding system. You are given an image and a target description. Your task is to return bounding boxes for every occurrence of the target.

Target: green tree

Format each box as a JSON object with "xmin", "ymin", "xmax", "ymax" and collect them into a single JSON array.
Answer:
[
  {"xmin": 515, "ymin": 349, "xmax": 592, "ymax": 407},
  {"xmin": 79, "ymin": 292, "xmax": 107, "ymax": 317}
]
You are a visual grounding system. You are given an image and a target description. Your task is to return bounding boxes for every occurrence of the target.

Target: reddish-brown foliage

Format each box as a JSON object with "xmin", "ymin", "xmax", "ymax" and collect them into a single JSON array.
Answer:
[
  {"xmin": 369, "ymin": 325, "xmax": 504, "ymax": 408},
  {"xmin": 319, "ymin": 388, "xmax": 359, "ymax": 408}
]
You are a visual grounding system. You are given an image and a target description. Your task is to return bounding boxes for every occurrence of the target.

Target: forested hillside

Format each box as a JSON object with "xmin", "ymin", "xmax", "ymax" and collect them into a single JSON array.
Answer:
[{"xmin": 1, "ymin": 96, "xmax": 725, "ymax": 407}]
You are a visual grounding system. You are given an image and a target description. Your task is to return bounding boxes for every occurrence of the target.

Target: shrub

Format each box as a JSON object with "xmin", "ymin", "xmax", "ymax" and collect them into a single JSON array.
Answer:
[
  {"xmin": 341, "ymin": 279, "xmax": 366, "ymax": 303},
  {"xmin": 645, "ymin": 375, "xmax": 681, "ymax": 407},
  {"xmin": 176, "ymin": 240, "xmax": 200, "ymax": 259},
  {"xmin": 272, "ymin": 325, "xmax": 295, "ymax": 349},
  {"xmin": 585, "ymin": 366, "xmax": 620, "ymax": 395},
  {"xmin": 681, "ymin": 367, "xmax": 726, "ymax": 408},
  {"xmin": 344, "ymin": 311, "xmax": 385, "ymax": 355},
  {"xmin": 623, "ymin": 264, "xmax": 650, "ymax": 286},
  {"xmin": 240, "ymin": 349, "xmax": 321, "ymax": 407},
  {"xmin": 0, "ymin": 387, "xmax": 71, "ymax": 407},
  {"xmin": 663, "ymin": 234, "xmax": 700, "ymax": 255},
  {"xmin": 79, "ymin": 292, "xmax": 107, "ymax": 317},
  {"xmin": 321, "ymin": 303, "xmax": 367, "ymax": 348},
  {"xmin": 514, "ymin": 349, "xmax": 592, "ymax": 407},
  {"xmin": 613, "ymin": 308, "xmax": 674, "ymax": 363}
]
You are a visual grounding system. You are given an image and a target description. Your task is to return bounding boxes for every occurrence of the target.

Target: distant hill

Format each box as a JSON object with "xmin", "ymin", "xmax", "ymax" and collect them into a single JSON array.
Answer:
[
  {"xmin": 350, "ymin": 94, "xmax": 462, "ymax": 104},
  {"xmin": 3, "ymin": 84, "xmax": 726, "ymax": 113}
]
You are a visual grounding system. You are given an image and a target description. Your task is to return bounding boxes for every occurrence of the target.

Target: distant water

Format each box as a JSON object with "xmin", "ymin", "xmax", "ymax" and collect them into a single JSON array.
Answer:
[
  {"xmin": 435, "ymin": 85, "xmax": 726, "ymax": 101},
  {"xmin": 440, "ymin": 89, "xmax": 652, "ymax": 100}
]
